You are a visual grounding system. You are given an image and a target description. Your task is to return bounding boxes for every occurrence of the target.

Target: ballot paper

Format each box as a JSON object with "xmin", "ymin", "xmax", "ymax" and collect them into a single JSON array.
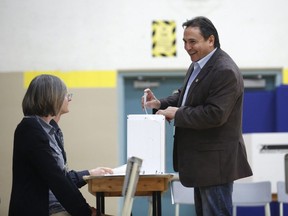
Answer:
[{"xmin": 110, "ymin": 164, "xmax": 127, "ymax": 175}]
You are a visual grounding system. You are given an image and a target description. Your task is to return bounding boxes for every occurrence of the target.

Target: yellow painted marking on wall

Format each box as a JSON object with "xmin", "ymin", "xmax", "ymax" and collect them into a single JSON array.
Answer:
[
  {"xmin": 24, "ymin": 71, "xmax": 116, "ymax": 88},
  {"xmin": 283, "ymin": 68, "xmax": 288, "ymax": 84}
]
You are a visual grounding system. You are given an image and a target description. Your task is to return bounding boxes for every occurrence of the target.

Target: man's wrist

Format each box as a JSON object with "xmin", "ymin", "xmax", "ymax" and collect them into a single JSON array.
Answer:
[{"xmin": 156, "ymin": 100, "xmax": 161, "ymax": 109}]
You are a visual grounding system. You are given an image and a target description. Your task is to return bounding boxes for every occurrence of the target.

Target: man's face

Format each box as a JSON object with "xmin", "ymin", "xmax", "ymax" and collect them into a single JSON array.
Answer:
[{"xmin": 183, "ymin": 26, "xmax": 215, "ymax": 62}]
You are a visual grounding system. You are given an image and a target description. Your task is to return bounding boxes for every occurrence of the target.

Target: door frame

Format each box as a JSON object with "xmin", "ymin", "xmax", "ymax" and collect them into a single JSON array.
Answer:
[{"xmin": 117, "ymin": 70, "xmax": 185, "ymax": 165}]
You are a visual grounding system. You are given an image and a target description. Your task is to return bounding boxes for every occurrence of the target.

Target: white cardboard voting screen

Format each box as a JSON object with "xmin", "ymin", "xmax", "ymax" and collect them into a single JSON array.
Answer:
[{"xmin": 127, "ymin": 114, "xmax": 165, "ymax": 174}]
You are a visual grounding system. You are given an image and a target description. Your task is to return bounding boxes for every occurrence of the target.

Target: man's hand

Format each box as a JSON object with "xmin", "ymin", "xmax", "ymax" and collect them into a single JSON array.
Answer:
[
  {"xmin": 156, "ymin": 106, "xmax": 179, "ymax": 122},
  {"xmin": 142, "ymin": 88, "xmax": 161, "ymax": 110}
]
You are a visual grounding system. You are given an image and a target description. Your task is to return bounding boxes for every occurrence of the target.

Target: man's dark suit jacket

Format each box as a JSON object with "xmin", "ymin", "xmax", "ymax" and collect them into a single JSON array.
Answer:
[
  {"xmin": 9, "ymin": 117, "xmax": 91, "ymax": 216},
  {"xmin": 159, "ymin": 48, "xmax": 253, "ymax": 187}
]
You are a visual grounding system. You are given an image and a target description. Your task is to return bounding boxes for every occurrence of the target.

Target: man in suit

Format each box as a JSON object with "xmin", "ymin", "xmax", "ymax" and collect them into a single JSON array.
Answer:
[{"xmin": 143, "ymin": 16, "xmax": 252, "ymax": 216}]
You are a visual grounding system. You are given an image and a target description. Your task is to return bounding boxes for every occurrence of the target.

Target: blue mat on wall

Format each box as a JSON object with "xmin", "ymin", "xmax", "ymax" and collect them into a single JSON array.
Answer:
[
  {"xmin": 275, "ymin": 85, "xmax": 288, "ymax": 132},
  {"xmin": 243, "ymin": 90, "xmax": 276, "ymax": 133}
]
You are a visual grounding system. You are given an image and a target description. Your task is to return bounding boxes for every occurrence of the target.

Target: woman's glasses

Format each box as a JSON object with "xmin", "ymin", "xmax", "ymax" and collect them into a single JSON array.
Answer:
[{"xmin": 67, "ymin": 93, "xmax": 73, "ymax": 101}]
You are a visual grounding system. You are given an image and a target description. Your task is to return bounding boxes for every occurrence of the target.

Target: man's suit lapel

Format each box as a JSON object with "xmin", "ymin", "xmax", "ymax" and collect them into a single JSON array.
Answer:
[{"xmin": 182, "ymin": 49, "xmax": 221, "ymax": 103}]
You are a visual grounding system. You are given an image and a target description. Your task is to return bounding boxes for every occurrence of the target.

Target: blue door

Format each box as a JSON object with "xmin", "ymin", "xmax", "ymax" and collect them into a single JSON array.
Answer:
[{"xmin": 121, "ymin": 72, "xmax": 196, "ymax": 216}]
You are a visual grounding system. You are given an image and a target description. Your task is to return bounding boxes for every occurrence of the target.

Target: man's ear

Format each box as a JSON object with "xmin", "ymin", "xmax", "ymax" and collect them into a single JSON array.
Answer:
[{"xmin": 208, "ymin": 35, "xmax": 215, "ymax": 47}]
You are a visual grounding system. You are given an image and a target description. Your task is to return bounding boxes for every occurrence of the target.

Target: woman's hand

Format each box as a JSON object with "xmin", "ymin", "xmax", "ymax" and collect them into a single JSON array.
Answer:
[{"xmin": 89, "ymin": 167, "xmax": 113, "ymax": 176}]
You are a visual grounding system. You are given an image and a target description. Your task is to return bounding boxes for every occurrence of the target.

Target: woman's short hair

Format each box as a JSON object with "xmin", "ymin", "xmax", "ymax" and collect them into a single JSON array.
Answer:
[{"xmin": 22, "ymin": 74, "xmax": 67, "ymax": 117}]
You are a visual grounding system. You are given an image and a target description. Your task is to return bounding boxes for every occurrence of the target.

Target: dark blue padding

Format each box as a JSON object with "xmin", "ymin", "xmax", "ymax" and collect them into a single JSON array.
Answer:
[
  {"xmin": 243, "ymin": 90, "xmax": 276, "ymax": 133},
  {"xmin": 275, "ymin": 85, "xmax": 288, "ymax": 132}
]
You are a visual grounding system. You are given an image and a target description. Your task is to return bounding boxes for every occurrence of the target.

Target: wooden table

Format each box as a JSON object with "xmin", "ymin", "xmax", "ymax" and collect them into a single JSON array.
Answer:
[{"xmin": 84, "ymin": 174, "xmax": 173, "ymax": 216}]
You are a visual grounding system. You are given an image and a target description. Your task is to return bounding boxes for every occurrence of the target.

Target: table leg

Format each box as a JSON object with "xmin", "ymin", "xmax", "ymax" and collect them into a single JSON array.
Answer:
[
  {"xmin": 152, "ymin": 191, "xmax": 161, "ymax": 216},
  {"xmin": 96, "ymin": 192, "xmax": 105, "ymax": 215},
  {"xmin": 156, "ymin": 191, "xmax": 161, "ymax": 216}
]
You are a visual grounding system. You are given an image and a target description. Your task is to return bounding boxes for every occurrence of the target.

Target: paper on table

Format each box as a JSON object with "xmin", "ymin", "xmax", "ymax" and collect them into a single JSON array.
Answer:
[
  {"xmin": 105, "ymin": 163, "xmax": 173, "ymax": 176},
  {"xmin": 105, "ymin": 164, "xmax": 127, "ymax": 176}
]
